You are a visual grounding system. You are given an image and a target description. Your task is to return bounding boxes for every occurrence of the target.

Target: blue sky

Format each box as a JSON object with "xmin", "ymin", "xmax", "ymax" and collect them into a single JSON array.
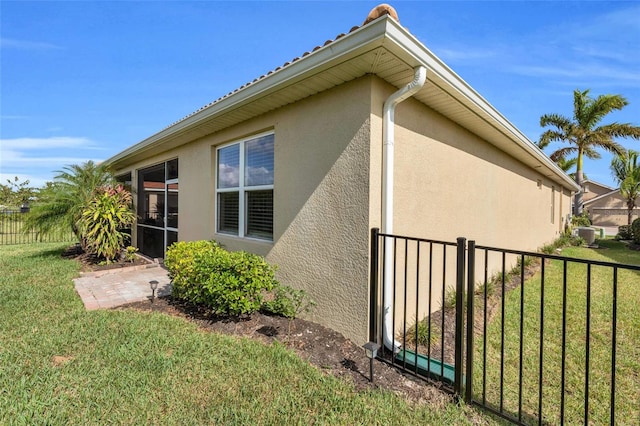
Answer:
[{"xmin": 1, "ymin": 1, "xmax": 639, "ymax": 188}]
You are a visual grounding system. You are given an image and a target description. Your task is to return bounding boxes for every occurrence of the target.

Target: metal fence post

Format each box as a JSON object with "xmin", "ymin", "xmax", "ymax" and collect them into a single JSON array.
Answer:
[
  {"xmin": 369, "ymin": 228, "xmax": 380, "ymax": 344},
  {"xmin": 465, "ymin": 240, "xmax": 476, "ymax": 403},
  {"xmin": 454, "ymin": 237, "xmax": 466, "ymax": 396}
]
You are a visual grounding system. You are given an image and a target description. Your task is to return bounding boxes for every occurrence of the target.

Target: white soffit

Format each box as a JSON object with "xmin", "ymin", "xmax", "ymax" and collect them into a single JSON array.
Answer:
[{"xmin": 106, "ymin": 16, "xmax": 578, "ymax": 191}]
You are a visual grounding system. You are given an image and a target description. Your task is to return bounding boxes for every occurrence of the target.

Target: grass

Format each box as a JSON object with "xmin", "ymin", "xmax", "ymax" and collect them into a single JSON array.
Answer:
[
  {"xmin": 403, "ymin": 317, "xmax": 440, "ymax": 347},
  {"xmin": 474, "ymin": 239, "xmax": 640, "ymax": 425},
  {"xmin": 0, "ymin": 243, "xmax": 493, "ymax": 425}
]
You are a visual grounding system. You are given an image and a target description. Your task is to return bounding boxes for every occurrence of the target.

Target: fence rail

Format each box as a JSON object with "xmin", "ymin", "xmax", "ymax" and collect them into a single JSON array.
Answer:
[
  {"xmin": 369, "ymin": 229, "xmax": 463, "ymax": 393},
  {"xmin": 0, "ymin": 209, "xmax": 75, "ymax": 245},
  {"xmin": 369, "ymin": 228, "xmax": 640, "ymax": 425}
]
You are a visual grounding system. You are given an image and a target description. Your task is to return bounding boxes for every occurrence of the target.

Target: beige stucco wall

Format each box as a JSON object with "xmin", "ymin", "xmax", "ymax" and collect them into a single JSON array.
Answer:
[
  {"xmin": 582, "ymin": 181, "xmax": 613, "ymax": 202},
  {"xmin": 116, "ymin": 77, "xmax": 375, "ymax": 344},
  {"xmin": 368, "ymin": 77, "xmax": 573, "ymax": 327},
  {"xmin": 262, "ymin": 77, "xmax": 373, "ymax": 344},
  {"xmin": 587, "ymin": 192, "xmax": 640, "ymax": 226},
  {"xmin": 114, "ymin": 74, "xmax": 575, "ymax": 345}
]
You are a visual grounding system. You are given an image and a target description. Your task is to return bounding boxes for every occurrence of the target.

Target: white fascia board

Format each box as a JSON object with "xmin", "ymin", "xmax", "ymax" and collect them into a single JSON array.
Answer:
[
  {"xmin": 381, "ymin": 20, "xmax": 580, "ymax": 192},
  {"xmin": 105, "ymin": 15, "xmax": 579, "ymax": 193},
  {"xmin": 105, "ymin": 19, "xmax": 392, "ymax": 167}
]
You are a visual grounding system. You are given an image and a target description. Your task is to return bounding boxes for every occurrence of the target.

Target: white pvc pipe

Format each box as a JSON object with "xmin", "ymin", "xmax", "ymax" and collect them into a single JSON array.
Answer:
[{"xmin": 381, "ymin": 66, "xmax": 427, "ymax": 352}]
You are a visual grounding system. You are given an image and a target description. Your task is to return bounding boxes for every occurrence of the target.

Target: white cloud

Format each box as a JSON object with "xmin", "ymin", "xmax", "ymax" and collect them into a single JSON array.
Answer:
[
  {"xmin": 510, "ymin": 64, "xmax": 640, "ymax": 87},
  {"xmin": 0, "ymin": 37, "xmax": 62, "ymax": 50},
  {"xmin": 0, "ymin": 136, "xmax": 96, "ymax": 150},
  {"xmin": 0, "ymin": 136, "xmax": 105, "ymax": 187},
  {"xmin": 429, "ymin": 4, "xmax": 640, "ymax": 91},
  {"xmin": 436, "ymin": 47, "xmax": 498, "ymax": 63},
  {"xmin": 218, "ymin": 163, "xmax": 239, "ymax": 187},
  {"xmin": 0, "ymin": 115, "xmax": 29, "ymax": 120}
]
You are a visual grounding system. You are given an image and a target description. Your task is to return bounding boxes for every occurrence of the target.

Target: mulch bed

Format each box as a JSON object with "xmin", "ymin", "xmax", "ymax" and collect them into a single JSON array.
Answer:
[{"xmin": 62, "ymin": 245, "xmax": 153, "ymax": 273}]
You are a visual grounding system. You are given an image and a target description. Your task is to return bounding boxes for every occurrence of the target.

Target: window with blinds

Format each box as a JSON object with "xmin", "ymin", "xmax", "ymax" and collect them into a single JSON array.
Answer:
[{"xmin": 216, "ymin": 132, "xmax": 274, "ymax": 240}]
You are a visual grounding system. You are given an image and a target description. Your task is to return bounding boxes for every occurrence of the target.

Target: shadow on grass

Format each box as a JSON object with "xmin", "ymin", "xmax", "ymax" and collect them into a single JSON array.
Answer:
[{"xmin": 590, "ymin": 239, "xmax": 640, "ymax": 267}]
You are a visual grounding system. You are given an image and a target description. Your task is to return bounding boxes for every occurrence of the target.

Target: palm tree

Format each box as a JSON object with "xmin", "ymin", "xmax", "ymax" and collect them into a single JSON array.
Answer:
[
  {"xmin": 24, "ymin": 161, "xmax": 116, "ymax": 247},
  {"xmin": 611, "ymin": 150, "xmax": 640, "ymax": 226},
  {"xmin": 539, "ymin": 89, "xmax": 640, "ymax": 215},
  {"xmin": 536, "ymin": 139, "xmax": 582, "ymax": 179}
]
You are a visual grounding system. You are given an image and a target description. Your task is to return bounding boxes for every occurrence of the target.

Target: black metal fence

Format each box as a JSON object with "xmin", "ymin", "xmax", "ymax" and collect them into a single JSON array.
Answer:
[
  {"xmin": 0, "ymin": 209, "xmax": 75, "ymax": 245},
  {"xmin": 369, "ymin": 228, "xmax": 640, "ymax": 425},
  {"xmin": 369, "ymin": 228, "xmax": 465, "ymax": 393}
]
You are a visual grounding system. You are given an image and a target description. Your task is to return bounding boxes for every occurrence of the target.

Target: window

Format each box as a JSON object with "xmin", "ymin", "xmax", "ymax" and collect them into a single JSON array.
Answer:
[
  {"xmin": 216, "ymin": 133, "xmax": 274, "ymax": 240},
  {"xmin": 551, "ymin": 186, "xmax": 556, "ymax": 224}
]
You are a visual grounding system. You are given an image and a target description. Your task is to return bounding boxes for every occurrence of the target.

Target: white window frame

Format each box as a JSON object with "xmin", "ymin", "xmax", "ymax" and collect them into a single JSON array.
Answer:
[{"xmin": 215, "ymin": 131, "xmax": 274, "ymax": 241}]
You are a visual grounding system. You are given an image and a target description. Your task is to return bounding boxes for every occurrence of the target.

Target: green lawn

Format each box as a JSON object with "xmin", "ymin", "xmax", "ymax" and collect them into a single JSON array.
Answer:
[
  {"xmin": 475, "ymin": 239, "xmax": 640, "ymax": 425},
  {"xmin": 0, "ymin": 243, "xmax": 493, "ymax": 425}
]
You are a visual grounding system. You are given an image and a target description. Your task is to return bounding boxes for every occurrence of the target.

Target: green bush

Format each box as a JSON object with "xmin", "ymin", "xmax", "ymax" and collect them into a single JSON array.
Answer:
[
  {"xmin": 262, "ymin": 285, "xmax": 316, "ymax": 319},
  {"xmin": 632, "ymin": 218, "xmax": 640, "ymax": 244},
  {"xmin": 571, "ymin": 212, "xmax": 591, "ymax": 227},
  {"xmin": 165, "ymin": 240, "xmax": 278, "ymax": 316},
  {"xmin": 540, "ymin": 234, "xmax": 585, "ymax": 254},
  {"xmin": 617, "ymin": 225, "xmax": 633, "ymax": 240},
  {"xmin": 124, "ymin": 246, "xmax": 138, "ymax": 262}
]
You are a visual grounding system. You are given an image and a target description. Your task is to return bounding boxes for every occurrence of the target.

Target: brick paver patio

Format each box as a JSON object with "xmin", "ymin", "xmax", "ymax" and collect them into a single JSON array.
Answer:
[{"xmin": 73, "ymin": 264, "xmax": 171, "ymax": 310}]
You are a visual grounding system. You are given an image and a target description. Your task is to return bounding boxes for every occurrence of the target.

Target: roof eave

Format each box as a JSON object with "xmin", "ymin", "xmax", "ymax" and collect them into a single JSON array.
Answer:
[
  {"xmin": 105, "ymin": 15, "xmax": 580, "ymax": 192},
  {"xmin": 380, "ymin": 21, "xmax": 580, "ymax": 191},
  {"xmin": 104, "ymin": 18, "xmax": 394, "ymax": 168}
]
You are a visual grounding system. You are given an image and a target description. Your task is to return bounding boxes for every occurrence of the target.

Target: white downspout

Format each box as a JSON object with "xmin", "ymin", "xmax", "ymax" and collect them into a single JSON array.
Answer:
[{"xmin": 381, "ymin": 65, "xmax": 427, "ymax": 352}]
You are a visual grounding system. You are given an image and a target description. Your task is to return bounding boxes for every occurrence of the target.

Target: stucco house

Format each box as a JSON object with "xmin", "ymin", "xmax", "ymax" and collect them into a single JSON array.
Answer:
[
  {"xmin": 582, "ymin": 179, "xmax": 640, "ymax": 226},
  {"xmin": 105, "ymin": 6, "xmax": 578, "ymax": 344}
]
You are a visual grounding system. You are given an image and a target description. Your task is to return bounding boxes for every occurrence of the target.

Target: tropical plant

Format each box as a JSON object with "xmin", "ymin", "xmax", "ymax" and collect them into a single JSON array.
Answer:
[
  {"xmin": 23, "ymin": 161, "xmax": 116, "ymax": 247},
  {"xmin": 79, "ymin": 185, "xmax": 136, "ymax": 262},
  {"xmin": 539, "ymin": 89, "xmax": 640, "ymax": 215},
  {"xmin": 611, "ymin": 150, "xmax": 640, "ymax": 226},
  {"xmin": 536, "ymin": 141, "xmax": 579, "ymax": 179},
  {"xmin": 124, "ymin": 246, "xmax": 139, "ymax": 262}
]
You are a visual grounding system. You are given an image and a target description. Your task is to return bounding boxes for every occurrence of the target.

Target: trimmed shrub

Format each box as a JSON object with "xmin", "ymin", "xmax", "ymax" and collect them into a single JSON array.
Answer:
[
  {"xmin": 165, "ymin": 240, "xmax": 278, "ymax": 316},
  {"xmin": 617, "ymin": 225, "xmax": 633, "ymax": 240},
  {"xmin": 571, "ymin": 212, "xmax": 591, "ymax": 227},
  {"xmin": 632, "ymin": 218, "xmax": 640, "ymax": 244},
  {"xmin": 262, "ymin": 285, "xmax": 315, "ymax": 319}
]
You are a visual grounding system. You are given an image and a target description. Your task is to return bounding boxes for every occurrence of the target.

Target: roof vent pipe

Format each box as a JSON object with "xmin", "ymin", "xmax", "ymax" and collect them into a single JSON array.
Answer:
[{"xmin": 381, "ymin": 65, "xmax": 427, "ymax": 353}]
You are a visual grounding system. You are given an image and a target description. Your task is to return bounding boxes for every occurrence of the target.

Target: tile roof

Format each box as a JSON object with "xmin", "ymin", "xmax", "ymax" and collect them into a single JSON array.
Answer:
[{"xmin": 162, "ymin": 3, "xmax": 401, "ymax": 130}]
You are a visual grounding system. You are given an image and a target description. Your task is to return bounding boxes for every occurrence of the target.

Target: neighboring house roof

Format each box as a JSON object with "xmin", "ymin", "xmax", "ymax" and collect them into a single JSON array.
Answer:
[
  {"xmin": 583, "ymin": 188, "xmax": 621, "ymax": 206},
  {"xmin": 582, "ymin": 179, "xmax": 616, "ymax": 193},
  {"xmin": 105, "ymin": 11, "xmax": 579, "ymax": 191}
]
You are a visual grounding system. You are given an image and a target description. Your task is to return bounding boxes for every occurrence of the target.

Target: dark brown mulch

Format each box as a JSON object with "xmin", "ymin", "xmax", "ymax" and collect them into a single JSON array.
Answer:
[{"xmin": 62, "ymin": 245, "xmax": 153, "ymax": 272}]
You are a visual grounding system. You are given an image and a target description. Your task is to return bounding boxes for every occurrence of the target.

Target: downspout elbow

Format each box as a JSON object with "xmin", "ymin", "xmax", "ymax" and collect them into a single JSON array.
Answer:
[
  {"xmin": 382, "ymin": 65, "xmax": 427, "ymax": 234},
  {"xmin": 381, "ymin": 66, "xmax": 427, "ymax": 353}
]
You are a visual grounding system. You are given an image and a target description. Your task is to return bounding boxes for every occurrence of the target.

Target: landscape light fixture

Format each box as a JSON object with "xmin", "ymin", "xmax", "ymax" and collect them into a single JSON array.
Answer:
[
  {"xmin": 362, "ymin": 341, "xmax": 380, "ymax": 383},
  {"xmin": 149, "ymin": 280, "xmax": 159, "ymax": 303}
]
